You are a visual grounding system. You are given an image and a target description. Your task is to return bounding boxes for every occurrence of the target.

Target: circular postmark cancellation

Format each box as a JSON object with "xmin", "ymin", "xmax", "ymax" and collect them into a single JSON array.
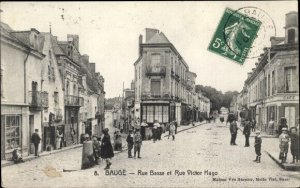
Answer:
[
  {"xmin": 223, "ymin": 7, "xmax": 276, "ymax": 59},
  {"xmin": 208, "ymin": 7, "xmax": 276, "ymax": 64}
]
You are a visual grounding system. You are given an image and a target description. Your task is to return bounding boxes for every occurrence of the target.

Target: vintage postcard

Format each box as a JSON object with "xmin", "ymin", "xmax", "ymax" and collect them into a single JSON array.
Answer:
[{"xmin": 1, "ymin": 1, "xmax": 299, "ymax": 188}]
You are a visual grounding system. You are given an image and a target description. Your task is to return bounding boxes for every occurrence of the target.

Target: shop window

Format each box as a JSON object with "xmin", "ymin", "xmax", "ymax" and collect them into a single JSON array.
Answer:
[
  {"xmin": 146, "ymin": 106, "xmax": 154, "ymax": 123},
  {"xmin": 163, "ymin": 106, "xmax": 169, "ymax": 123},
  {"xmin": 3, "ymin": 115, "xmax": 21, "ymax": 150},
  {"xmin": 155, "ymin": 106, "xmax": 163, "ymax": 122}
]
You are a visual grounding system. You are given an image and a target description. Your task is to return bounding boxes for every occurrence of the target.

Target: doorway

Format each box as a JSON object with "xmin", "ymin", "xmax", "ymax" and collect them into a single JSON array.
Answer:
[{"xmin": 285, "ymin": 106, "xmax": 295, "ymax": 129}]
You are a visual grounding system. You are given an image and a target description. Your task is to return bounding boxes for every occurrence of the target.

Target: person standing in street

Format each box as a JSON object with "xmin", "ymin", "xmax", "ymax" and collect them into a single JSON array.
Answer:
[
  {"xmin": 279, "ymin": 127, "xmax": 290, "ymax": 164},
  {"xmin": 31, "ymin": 129, "xmax": 41, "ymax": 157},
  {"xmin": 92, "ymin": 135, "xmax": 101, "ymax": 165},
  {"xmin": 290, "ymin": 127, "xmax": 299, "ymax": 163},
  {"xmin": 157, "ymin": 121, "xmax": 162, "ymax": 140},
  {"xmin": 278, "ymin": 117, "xmax": 288, "ymax": 136},
  {"xmin": 126, "ymin": 129, "xmax": 134, "ymax": 158},
  {"xmin": 140, "ymin": 120, "xmax": 148, "ymax": 140},
  {"xmin": 152, "ymin": 120, "xmax": 159, "ymax": 143},
  {"xmin": 100, "ymin": 128, "xmax": 114, "ymax": 170},
  {"xmin": 174, "ymin": 120, "xmax": 178, "ymax": 134},
  {"xmin": 251, "ymin": 119, "xmax": 256, "ymax": 132},
  {"xmin": 133, "ymin": 128, "xmax": 142, "ymax": 159},
  {"xmin": 243, "ymin": 119, "xmax": 251, "ymax": 147},
  {"xmin": 229, "ymin": 118, "xmax": 238, "ymax": 145},
  {"xmin": 169, "ymin": 121, "xmax": 176, "ymax": 141},
  {"xmin": 253, "ymin": 131, "xmax": 262, "ymax": 163}
]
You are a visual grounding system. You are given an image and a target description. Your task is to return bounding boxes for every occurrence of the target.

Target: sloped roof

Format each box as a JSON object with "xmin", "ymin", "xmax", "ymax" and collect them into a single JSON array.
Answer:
[
  {"xmin": 51, "ymin": 36, "xmax": 65, "ymax": 55},
  {"xmin": 145, "ymin": 32, "xmax": 171, "ymax": 44}
]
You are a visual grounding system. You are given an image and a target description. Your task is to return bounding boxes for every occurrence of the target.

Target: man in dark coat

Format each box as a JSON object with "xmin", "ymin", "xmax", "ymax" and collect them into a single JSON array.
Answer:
[
  {"xmin": 290, "ymin": 127, "xmax": 299, "ymax": 163},
  {"xmin": 126, "ymin": 129, "xmax": 134, "ymax": 158},
  {"xmin": 100, "ymin": 128, "xmax": 114, "ymax": 170},
  {"xmin": 243, "ymin": 119, "xmax": 251, "ymax": 147},
  {"xmin": 31, "ymin": 129, "xmax": 41, "ymax": 157},
  {"xmin": 229, "ymin": 119, "xmax": 238, "ymax": 145}
]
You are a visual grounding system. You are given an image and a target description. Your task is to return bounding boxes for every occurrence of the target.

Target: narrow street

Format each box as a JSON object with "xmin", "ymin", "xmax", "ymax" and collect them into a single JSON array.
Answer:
[{"xmin": 2, "ymin": 122, "xmax": 300, "ymax": 187}]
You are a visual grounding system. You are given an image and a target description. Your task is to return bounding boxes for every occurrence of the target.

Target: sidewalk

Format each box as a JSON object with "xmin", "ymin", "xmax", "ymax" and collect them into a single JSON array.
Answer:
[
  {"xmin": 236, "ymin": 123, "xmax": 300, "ymax": 171},
  {"xmin": 1, "ymin": 144, "xmax": 82, "ymax": 168}
]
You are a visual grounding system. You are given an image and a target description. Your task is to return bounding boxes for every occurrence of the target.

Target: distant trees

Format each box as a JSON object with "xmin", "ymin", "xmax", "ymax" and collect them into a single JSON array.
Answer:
[{"xmin": 195, "ymin": 85, "xmax": 239, "ymax": 112}]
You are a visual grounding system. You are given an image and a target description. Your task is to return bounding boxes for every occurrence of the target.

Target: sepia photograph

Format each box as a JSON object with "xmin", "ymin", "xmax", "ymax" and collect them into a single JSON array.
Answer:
[{"xmin": 0, "ymin": 1, "xmax": 299, "ymax": 187}]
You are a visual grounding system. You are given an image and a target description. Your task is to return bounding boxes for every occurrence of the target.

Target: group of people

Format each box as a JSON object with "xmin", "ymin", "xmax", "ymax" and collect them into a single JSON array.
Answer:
[{"xmin": 229, "ymin": 116, "xmax": 300, "ymax": 164}]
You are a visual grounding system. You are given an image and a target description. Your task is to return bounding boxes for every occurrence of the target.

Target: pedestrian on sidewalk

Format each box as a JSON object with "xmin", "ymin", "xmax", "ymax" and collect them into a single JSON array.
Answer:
[
  {"xmin": 126, "ymin": 129, "xmax": 134, "ymax": 158},
  {"xmin": 31, "ymin": 129, "xmax": 41, "ymax": 157},
  {"xmin": 168, "ymin": 121, "xmax": 176, "ymax": 141},
  {"xmin": 134, "ymin": 128, "xmax": 142, "ymax": 159},
  {"xmin": 56, "ymin": 130, "xmax": 63, "ymax": 150},
  {"xmin": 290, "ymin": 127, "xmax": 299, "ymax": 163},
  {"xmin": 229, "ymin": 118, "xmax": 238, "ymax": 145},
  {"xmin": 243, "ymin": 119, "xmax": 251, "ymax": 147},
  {"xmin": 100, "ymin": 128, "xmax": 114, "ymax": 170},
  {"xmin": 253, "ymin": 131, "xmax": 262, "ymax": 163},
  {"xmin": 12, "ymin": 149, "xmax": 25, "ymax": 164},
  {"xmin": 174, "ymin": 120, "xmax": 178, "ymax": 134},
  {"xmin": 92, "ymin": 135, "xmax": 101, "ymax": 165},
  {"xmin": 279, "ymin": 128, "xmax": 290, "ymax": 164},
  {"xmin": 157, "ymin": 122, "xmax": 162, "ymax": 140}
]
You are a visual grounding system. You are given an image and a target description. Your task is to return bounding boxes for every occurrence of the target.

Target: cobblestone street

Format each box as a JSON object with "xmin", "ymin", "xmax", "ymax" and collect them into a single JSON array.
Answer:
[{"xmin": 2, "ymin": 122, "xmax": 300, "ymax": 187}]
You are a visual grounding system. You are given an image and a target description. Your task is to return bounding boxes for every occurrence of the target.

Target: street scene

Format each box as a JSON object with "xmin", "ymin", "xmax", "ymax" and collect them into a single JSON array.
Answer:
[{"xmin": 1, "ymin": 1, "xmax": 299, "ymax": 188}]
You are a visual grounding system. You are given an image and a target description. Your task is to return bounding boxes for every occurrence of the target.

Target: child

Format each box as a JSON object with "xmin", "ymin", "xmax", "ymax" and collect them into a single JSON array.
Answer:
[
  {"xmin": 12, "ymin": 149, "xmax": 24, "ymax": 164},
  {"xmin": 290, "ymin": 127, "xmax": 299, "ymax": 163},
  {"xmin": 169, "ymin": 121, "xmax": 176, "ymax": 141},
  {"xmin": 126, "ymin": 129, "xmax": 134, "ymax": 158},
  {"xmin": 134, "ymin": 128, "xmax": 142, "ymax": 159},
  {"xmin": 253, "ymin": 131, "xmax": 262, "ymax": 163},
  {"xmin": 279, "ymin": 128, "xmax": 290, "ymax": 163}
]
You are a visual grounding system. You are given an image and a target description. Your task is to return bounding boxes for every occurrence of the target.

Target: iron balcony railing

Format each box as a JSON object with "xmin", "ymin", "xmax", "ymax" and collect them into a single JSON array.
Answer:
[
  {"xmin": 64, "ymin": 95, "xmax": 84, "ymax": 106},
  {"xmin": 145, "ymin": 66, "xmax": 166, "ymax": 77},
  {"xmin": 141, "ymin": 92, "xmax": 171, "ymax": 100},
  {"xmin": 28, "ymin": 91, "xmax": 49, "ymax": 108}
]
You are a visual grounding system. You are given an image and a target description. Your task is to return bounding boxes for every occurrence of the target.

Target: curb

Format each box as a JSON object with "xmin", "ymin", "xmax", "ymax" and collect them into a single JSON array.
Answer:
[
  {"xmin": 2, "ymin": 144, "xmax": 83, "ymax": 168},
  {"xmin": 265, "ymin": 151, "xmax": 300, "ymax": 171}
]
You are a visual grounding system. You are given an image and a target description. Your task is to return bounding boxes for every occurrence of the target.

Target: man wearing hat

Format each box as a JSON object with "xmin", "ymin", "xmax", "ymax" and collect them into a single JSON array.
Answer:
[
  {"xmin": 133, "ymin": 127, "xmax": 142, "ymax": 159},
  {"xmin": 31, "ymin": 129, "xmax": 41, "ymax": 157},
  {"xmin": 253, "ymin": 131, "xmax": 262, "ymax": 163},
  {"xmin": 126, "ymin": 129, "xmax": 134, "ymax": 158},
  {"xmin": 279, "ymin": 127, "xmax": 290, "ymax": 163}
]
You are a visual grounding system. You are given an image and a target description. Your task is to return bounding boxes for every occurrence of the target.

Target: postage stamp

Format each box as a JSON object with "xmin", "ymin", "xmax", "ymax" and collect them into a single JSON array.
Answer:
[{"xmin": 208, "ymin": 8, "xmax": 262, "ymax": 64}]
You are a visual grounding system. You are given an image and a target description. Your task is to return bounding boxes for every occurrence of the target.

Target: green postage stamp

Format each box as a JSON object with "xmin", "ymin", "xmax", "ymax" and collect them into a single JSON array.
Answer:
[{"xmin": 208, "ymin": 8, "xmax": 261, "ymax": 64}]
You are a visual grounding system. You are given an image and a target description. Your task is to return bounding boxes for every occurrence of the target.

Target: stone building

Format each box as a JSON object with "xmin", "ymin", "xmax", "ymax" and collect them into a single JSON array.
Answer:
[
  {"xmin": 243, "ymin": 11, "xmax": 299, "ymax": 133},
  {"xmin": 1, "ymin": 23, "xmax": 46, "ymax": 159},
  {"xmin": 134, "ymin": 28, "xmax": 210, "ymax": 126}
]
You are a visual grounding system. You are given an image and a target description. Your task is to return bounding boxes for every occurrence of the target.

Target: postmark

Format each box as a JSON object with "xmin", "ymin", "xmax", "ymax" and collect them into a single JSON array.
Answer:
[{"xmin": 208, "ymin": 8, "xmax": 261, "ymax": 64}]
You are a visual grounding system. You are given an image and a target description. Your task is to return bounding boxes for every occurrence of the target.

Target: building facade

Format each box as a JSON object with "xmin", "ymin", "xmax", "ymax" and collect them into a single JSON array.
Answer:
[
  {"xmin": 134, "ymin": 28, "xmax": 210, "ymax": 126},
  {"xmin": 241, "ymin": 12, "xmax": 299, "ymax": 134}
]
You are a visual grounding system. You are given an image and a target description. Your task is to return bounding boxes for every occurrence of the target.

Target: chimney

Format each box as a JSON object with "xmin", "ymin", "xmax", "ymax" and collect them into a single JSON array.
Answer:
[
  {"xmin": 29, "ymin": 28, "xmax": 40, "ymax": 49},
  {"xmin": 138, "ymin": 35, "xmax": 143, "ymax": 56},
  {"xmin": 67, "ymin": 34, "xmax": 79, "ymax": 49},
  {"xmin": 145, "ymin": 28, "xmax": 159, "ymax": 42},
  {"xmin": 82, "ymin": 74, "xmax": 87, "ymax": 90},
  {"xmin": 89, "ymin": 63, "xmax": 96, "ymax": 73},
  {"xmin": 81, "ymin": 54, "xmax": 89, "ymax": 64},
  {"xmin": 285, "ymin": 11, "xmax": 298, "ymax": 44},
  {"xmin": 247, "ymin": 72, "xmax": 252, "ymax": 78}
]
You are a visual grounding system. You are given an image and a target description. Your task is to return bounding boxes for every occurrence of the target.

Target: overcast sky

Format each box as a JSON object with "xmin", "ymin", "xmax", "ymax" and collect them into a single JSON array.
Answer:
[{"xmin": 1, "ymin": 1, "xmax": 297, "ymax": 98}]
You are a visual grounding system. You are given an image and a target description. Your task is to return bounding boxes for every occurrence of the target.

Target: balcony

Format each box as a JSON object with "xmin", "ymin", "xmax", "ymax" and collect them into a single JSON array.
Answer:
[
  {"xmin": 141, "ymin": 92, "xmax": 171, "ymax": 100},
  {"xmin": 64, "ymin": 95, "xmax": 84, "ymax": 107},
  {"xmin": 28, "ymin": 91, "xmax": 49, "ymax": 111},
  {"xmin": 171, "ymin": 70, "xmax": 180, "ymax": 82},
  {"xmin": 145, "ymin": 66, "xmax": 166, "ymax": 77}
]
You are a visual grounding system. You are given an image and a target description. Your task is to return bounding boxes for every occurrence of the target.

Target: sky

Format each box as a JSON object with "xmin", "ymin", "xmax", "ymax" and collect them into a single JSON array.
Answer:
[{"xmin": 0, "ymin": 1, "xmax": 297, "ymax": 98}]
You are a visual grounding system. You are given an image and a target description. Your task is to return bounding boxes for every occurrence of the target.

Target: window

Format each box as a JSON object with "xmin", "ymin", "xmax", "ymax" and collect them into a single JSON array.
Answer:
[
  {"xmin": 146, "ymin": 106, "xmax": 154, "ymax": 123},
  {"xmin": 285, "ymin": 67, "xmax": 296, "ymax": 92},
  {"xmin": 271, "ymin": 71, "xmax": 275, "ymax": 95},
  {"xmin": 151, "ymin": 54, "xmax": 160, "ymax": 66},
  {"xmin": 49, "ymin": 50, "xmax": 52, "ymax": 64},
  {"xmin": 155, "ymin": 106, "xmax": 163, "ymax": 122},
  {"xmin": 287, "ymin": 29, "xmax": 295, "ymax": 44},
  {"xmin": 54, "ymin": 92, "xmax": 59, "ymax": 107},
  {"xmin": 73, "ymin": 84, "xmax": 76, "ymax": 95},
  {"xmin": 151, "ymin": 80, "xmax": 161, "ymax": 96},
  {"xmin": 163, "ymin": 106, "xmax": 169, "ymax": 123},
  {"xmin": 2, "ymin": 115, "xmax": 21, "ymax": 150}
]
